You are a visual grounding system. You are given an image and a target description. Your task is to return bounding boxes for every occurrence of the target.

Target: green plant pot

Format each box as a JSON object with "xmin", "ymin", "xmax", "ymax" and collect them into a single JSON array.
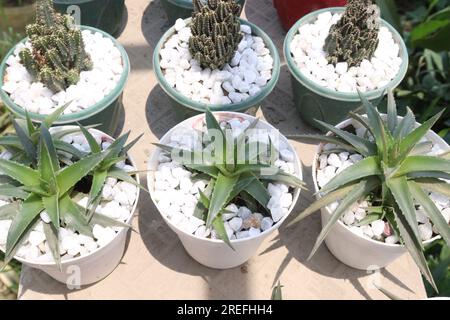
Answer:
[
  {"xmin": 0, "ymin": 1, "xmax": 36, "ymax": 34},
  {"xmin": 0, "ymin": 26, "xmax": 130, "ymax": 136},
  {"xmin": 160, "ymin": 0, "xmax": 246, "ymax": 25},
  {"xmin": 153, "ymin": 18, "xmax": 281, "ymax": 122},
  {"xmin": 52, "ymin": 0, "xmax": 125, "ymax": 37},
  {"xmin": 284, "ymin": 7, "xmax": 409, "ymax": 129}
]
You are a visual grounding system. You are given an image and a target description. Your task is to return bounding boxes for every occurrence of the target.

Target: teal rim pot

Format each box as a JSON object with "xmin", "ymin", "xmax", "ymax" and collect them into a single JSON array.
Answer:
[
  {"xmin": 0, "ymin": 26, "xmax": 130, "ymax": 136},
  {"xmin": 52, "ymin": 0, "xmax": 125, "ymax": 37},
  {"xmin": 160, "ymin": 0, "xmax": 246, "ymax": 25},
  {"xmin": 153, "ymin": 18, "xmax": 281, "ymax": 120},
  {"xmin": 284, "ymin": 7, "xmax": 409, "ymax": 129}
]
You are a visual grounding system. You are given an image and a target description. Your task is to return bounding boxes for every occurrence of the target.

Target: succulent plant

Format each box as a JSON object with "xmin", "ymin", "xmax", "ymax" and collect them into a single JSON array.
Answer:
[
  {"xmin": 189, "ymin": 0, "xmax": 243, "ymax": 70},
  {"xmin": 155, "ymin": 110, "xmax": 305, "ymax": 246},
  {"xmin": 323, "ymin": 0, "xmax": 380, "ymax": 67},
  {"xmin": 18, "ymin": 0, "xmax": 92, "ymax": 93},
  {"xmin": 0, "ymin": 106, "xmax": 141, "ymax": 268},
  {"xmin": 290, "ymin": 91, "xmax": 450, "ymax": 292}
]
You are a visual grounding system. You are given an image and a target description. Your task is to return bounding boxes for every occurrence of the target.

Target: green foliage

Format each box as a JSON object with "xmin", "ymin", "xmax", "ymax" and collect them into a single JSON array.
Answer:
[
  {"xmin": 424, "ymin": 239, "xmax": 450, "ymax": 297},
  {"xmin": 291, "ymin": 91, "xmax": 450, "ymax": 293},
  {"xmin": 271, "ymin": 281, "xmax": 283, "ymax": 300},
  {"xmin": 155, "ymin": 110, "xmax": 305, "ymax": 247},
  {"xmin": 18, "ymin": 0, "xmax": 92, "ymax": 93},
  {"xmin": 324, "ymin": 0, "xmax": 381, "ymax": 67},
  {"xmin": 189, "ymin": 0, "xmax": 243, "ymax": 70},
  {"xmin": 0, "ymin": 106, "xmax": 140, "ymax": 267}
]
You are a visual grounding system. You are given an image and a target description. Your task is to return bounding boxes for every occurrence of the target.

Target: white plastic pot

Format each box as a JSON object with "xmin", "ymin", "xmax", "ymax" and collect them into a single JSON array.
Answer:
[
  {"xmin": 312, "ymin": 116, "xmax": 449, "ymax": 270},
  {"xmin": 2, "ymin": 127, "xmax": 140, "ymax": 286},
  {"xmin": 148, "ymin": 112, "xmax": 303, "ymax": 269}
]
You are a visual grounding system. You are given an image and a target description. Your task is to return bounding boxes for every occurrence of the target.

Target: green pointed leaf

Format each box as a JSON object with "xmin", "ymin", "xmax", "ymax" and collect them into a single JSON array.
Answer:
[
  {"xmin": 394, "ymin": 108, "xmax": 415, "ymax": 139},
  {"xmin": 206, "ymin": 173, "xmax": 238, "ymax": 226},
  {"xmin": 106, "ymin": 132, "xmax": 130, "ymax": 159},
  {"xmin": 392, "ymin": 202, "xmax": 438, "ymax": 293},
  {"xmin": 395, "ymin": 156, "xmax": 450, "ymax": 177},
  {"xmin": 408, "ymin": 181, "xmax": 450, "ymax": 247},
  {"xmin": 12, "ymin": 118, "xmax": 36, "ymax": 162},
  {"xmin": 43, "ymin": 103, "xmax": 70, "ymax": 128},
  {"xmin": 184, "ymin": 164, "xmax": 219, "ymax": 178},
  {"xmin": 39, "ymin": 126, "xmax": 59, "ymax": 191},
  {"xmin": 414, "ymin": 178, "xmax": 450, "ymax": 198},
  {"xmin": 271, "ymin": 282, "xmax": 283, "ymax": 300},
  {"xmin": 290, "ymin": 134, "xmax": 356, "ymax": 152},
  {"xmin": 356, "ymin": 213, "xmax": 383, "ymax": 226},
  {"xmin": 387, "ymin": 177, "xmax": 421, "ymax": 244},
  {"xmin": 5, "ymin": 194, "xmax": 43, "ymax": 262},
  {"xmin": 42, "ymin": 194, "xmax": 60, "ymax": 230},
  {"xmin": 0, "ymin": 203, "xmax": 20, "ymax": 220},
  {"xmin": 88, "ymin": 170, "xmax": 107, "ymax": 207},
  {"xmin": 198, "ymin": 189, "xmax": 211, "ymax": 209},
  {"xmin": 315, "ymin": 119, "xmax": 376, "ymax": 157},
  {"xmin": 56, "ymin": 152, "xmax": 107, "ymax": 195},
  {"xmin": 107, "ymin": 168, "xmax": 143, "ymax": 191},
  {"xmin": 193, "ymin": 179, "xmax": 215, "ymax": 220},
  {"xmin": 0, "ymin": 136, "xmax": 22, "ymax": 148},
  {"xmin": 212, "ymin": 215, "xmax": 234, "ymax": 250},
  {"xmin": 99, "ymin": 156, "xmax": 127, "ymax": 172},
  {"xmin": 357, "ymin": 90, "xmax": 386, "ymax": 147},
  {"xmin": 288, "ymin": 180, "xmax": 361, "ymax": 226},
  {"xmin": 91, "ymin": 212, "xmax": 131, "ymax": 229},
  {"xmin": 227, "ymin": 174, "xmax": 257, "ymax": 203},
  {"xmin": 308, "ymin": 178, "xmax": 379, "ymax": 260},
  {"xmin": 54, "ymin": 140, "xmax": 86, "ymax": 159},
  {"xmin": 0, "ymin": 184, "xmax": 29, "ymax": 199},
  {"xmin": 25, "ymin": 110, "xmax": 36, "ymax": 135},
  {"xmin": 386, "ymin": 91, "xmax": 397, "ymax": 133},
  {"xmin": 122, "ymin": 133, "xmax": 144, "ymax": 156},
  {"xmin": 319, "ymin": 156, "xmax": 381, "ymax": 194},
  {"xmin": 43, "ymin": 222, "xmax": 61, "ymax": 270},
  {"xmin": 78, "ymin": 124, "xmax": 101, "ymax": 153},
  {"xmin": 260, "ymin": 172, "xmax": 306, "ymax": 190},
  {"xmin": 0, "ymin": 159, "xmax": 40, "ymax": 187},
  {"xmin": 205, "ymin": 110, "xmax": 226, "ymax": 163},
  {"xmin": 245, "ymin": 175, "xmax": 270, "ymax": 208},
  {"xmin": 59, "ymin": 195, "xmax": 93, "ymax": 237},
  {"xmin": 408, "ymin": 171, "xmax": 450, "ymax": 180}
]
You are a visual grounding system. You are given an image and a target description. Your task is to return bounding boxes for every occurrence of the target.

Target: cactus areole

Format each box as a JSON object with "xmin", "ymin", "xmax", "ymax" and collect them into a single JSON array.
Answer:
[
  {"xmin": 19, "ymin": 0, "xmax": 93, "ymax": 93},
  {"xmin": 189, "ymin": 0, "xmax": 243, "ymax": 70},
  {"xmin": 323, "ymin": 0, "xmax": 380, "ymax": 68}
]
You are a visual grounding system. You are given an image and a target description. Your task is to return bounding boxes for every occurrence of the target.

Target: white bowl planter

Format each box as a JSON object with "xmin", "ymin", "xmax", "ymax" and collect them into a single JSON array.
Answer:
[
  {"xmin": 312, "ymin": 116, "xmax": 450, "ymax": 270},
  {"xmin": 0, "ymin": 127, "xmax": 140, "ymax": 285},
  {"xmin": 148, "ymin": 112, "xmax": 303, "ymax": 269}
]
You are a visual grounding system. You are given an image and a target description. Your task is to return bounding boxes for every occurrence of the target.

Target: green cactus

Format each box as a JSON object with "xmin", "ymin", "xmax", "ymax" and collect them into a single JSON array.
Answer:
[
  {"xmin": 323, "ymin": 0, "xmax": 380, "ymax": 68},
  {"xmin": 18, "ymin": 0, "xmax": 92, "ymax": 93},
  {"xmin": 189, "ymin": 0, "xmax": 243, "ymax": 70}
]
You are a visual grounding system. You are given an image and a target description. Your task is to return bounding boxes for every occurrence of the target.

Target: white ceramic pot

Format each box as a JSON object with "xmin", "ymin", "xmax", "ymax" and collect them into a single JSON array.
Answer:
[
  {"xmin": 148, "ymin": 112, "xmax": 303, "ymax": 269},
  {"xmin": 312, "ymin": 116, "xmax": 449, "ymax": 270},
  {"xmin": 3, "ymin": 127, "xmax": 140, "ymax": 285}
]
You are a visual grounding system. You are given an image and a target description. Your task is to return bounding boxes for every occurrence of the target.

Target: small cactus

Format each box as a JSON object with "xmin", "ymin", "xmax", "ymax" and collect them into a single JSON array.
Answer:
[
  {"xmin": 19, "ymin": 0, "xmax": 92, "ymax": 93},
  {"xmin": 189, "ymin": 0, "xmax": 243, "ymax": 70},
  {"xmin": 323, "ymin": 0, "xmax": 380, "ymax": 68}
]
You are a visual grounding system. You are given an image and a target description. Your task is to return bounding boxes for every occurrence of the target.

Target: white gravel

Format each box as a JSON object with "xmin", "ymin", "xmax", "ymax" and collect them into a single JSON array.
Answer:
[
  {"xmin": 290, "ymin": 11, "xmax": 403, "ymax": 93},
  {"xmin": 153, "ymin": 117, "xmax": 298, "ymax": 241},
  {"xmin": 2, "ymin": 30, "xmax": 124, "ymax": 115},
  {"xmin": 315, "ymin": 121, "xmax": 449, "ymax": 244},
  {"xmin": 0, "ymin": 131, "xmax": 138, "ymax": 263},
  {"xmin": 160, "ymin": 19, "xmax": 274, "ymax": 105}
]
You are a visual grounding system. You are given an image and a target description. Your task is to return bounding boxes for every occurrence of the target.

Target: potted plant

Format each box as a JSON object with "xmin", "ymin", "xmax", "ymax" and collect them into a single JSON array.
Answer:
[
  {"xmin": 0, "ymin": 0, "xmax": 130, "ymax": 136},
  {"xmin": 0, "ymin": 106, "xmax": 141, "ymax": 285},
  {"xmin": 284, "ymin": 1, "xmax": 408, "ymax": 129},
  {"xmin": 273, "ymin": 0, "xmax": 347, "ymax": 31},
  {"xmin": 52, "ymin": 0, "xmax": 126, "ymax": 37},
  {"xmin": 154, "ymin": 0, "xmax": 280, "ymax": 121},
  {"xmin": 0, "ymin": 0, "xmax": 36, "ymax": 33},
  {"xmin": 160, "ymin": 0, "xmax": 246, "ymax": 25},
  {"xmin": 289, "ymin": 91, "xmax": 450, "ymax": 293},
  {"xmin": 148, "ymin": 110, "xmax": 304, "ymax": 268}
]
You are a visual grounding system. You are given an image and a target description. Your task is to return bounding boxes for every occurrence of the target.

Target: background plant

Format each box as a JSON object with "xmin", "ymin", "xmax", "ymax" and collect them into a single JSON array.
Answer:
[
  {"xmin": 189, "ymin": 0, "xmax": 243, "ymax": 70},
  {"xmin": 155, "ymin": 110, "xmax": 305, "ymax": 246},
  {"xmin": 291, "ymin": 91, "xmax": 450, "ymax": 293}
]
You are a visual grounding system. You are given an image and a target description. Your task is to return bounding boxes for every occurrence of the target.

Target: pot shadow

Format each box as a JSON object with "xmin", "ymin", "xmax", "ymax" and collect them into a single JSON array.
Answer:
[
  {"xmin": 113, "ymin": 103, "xmax": 126, "ymax": 137},
  {"xmin": 140, "ymin": 0, "xmax": 172, "ymax": 70},
  {"xmin": 114, "ymin": 2, "xmax": 129, "ymax": 39},
  {"xmin": 145, "ymin": 85, "xmax": 181, "ymax": 140},
  {"xmin": 258, "ymin": 162, "xmax": 416, "ymax": 299},
  {"xmin": 137, "ymin": 174, "xmax": 253, "ymax": 299}
]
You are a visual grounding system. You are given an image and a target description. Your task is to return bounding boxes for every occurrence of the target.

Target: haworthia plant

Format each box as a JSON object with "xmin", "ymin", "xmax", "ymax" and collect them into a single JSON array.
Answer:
[
  {"xmin": 155, "ymin": 109, "xmax": 305, "ymax": 248},
  {"xmin": 290, "ymin": 90, "xmax": 450, "ymax": 293},
  {"xmin": 189, "ymin": 0, "xmax": 243, "ymax": 70},
  {"xmin": 324, "ymin": 0, "xmax": 380, "ymax": 67},
  {"xmin": 19, "ymin": 0, "xmax": 92, "ymax": 92},
  {"xmin": 0, "ymin": 106, "xmax": 141, "ymax": 268}
]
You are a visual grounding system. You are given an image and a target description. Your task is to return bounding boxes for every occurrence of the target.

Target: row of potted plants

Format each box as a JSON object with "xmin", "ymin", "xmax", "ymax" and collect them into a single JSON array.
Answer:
[{"xmin": 0, "ymin": 0, "xmax": 448, "ymax": 293}]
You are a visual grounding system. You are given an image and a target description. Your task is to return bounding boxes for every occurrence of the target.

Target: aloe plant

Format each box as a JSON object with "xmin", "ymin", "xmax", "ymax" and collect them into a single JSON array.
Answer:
[
  {"xmin": 155, "ymin": 110, "xmax": 305, "ymax": 247},
  {"xmin": 0, "ymin": 106, "xmax": 141, "ymax": 268},
  {"xmin": 290, "ymin": 91, "xmax": 450, "ymax": 292}
]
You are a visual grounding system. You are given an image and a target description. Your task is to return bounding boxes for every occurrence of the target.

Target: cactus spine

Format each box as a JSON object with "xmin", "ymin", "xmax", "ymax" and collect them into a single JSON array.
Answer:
[{"xmin": 19, "ymin": 0, "xmax": 92, "ymax": 93}]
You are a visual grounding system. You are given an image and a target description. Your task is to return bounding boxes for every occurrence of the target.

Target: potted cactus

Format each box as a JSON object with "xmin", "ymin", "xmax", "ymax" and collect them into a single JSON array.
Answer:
[
  {"xmin": 52, "ymin": 0, "xmax": 126, "ymax": 37},
  {"xmin": 154, "ymin": 0, "xmax": 280, "ymax": 121},
  {"xmin": 289, "ymin": 91, "xmax": 450, "ymax": 293},
  {"xmin": 0, "ymin": 1, "xmax": 36, "ymax": 33},
  {"xmin": 0, "ymin": 105, "xmax": 141, "ymax": 285},
  {"xmin": 0, "ymin": 0, "xmax": 130, "ymax": 135},
  {"xmin": 160, "ymin": 0, "xmax": 246, "ymax": 25},
  {"xmin": 148, "ymin": 110, "xmax": 304, "ymax": 268},
  {"xmin": 284, "ymin": 1, "xmax": 408, "ymax": 128}
]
